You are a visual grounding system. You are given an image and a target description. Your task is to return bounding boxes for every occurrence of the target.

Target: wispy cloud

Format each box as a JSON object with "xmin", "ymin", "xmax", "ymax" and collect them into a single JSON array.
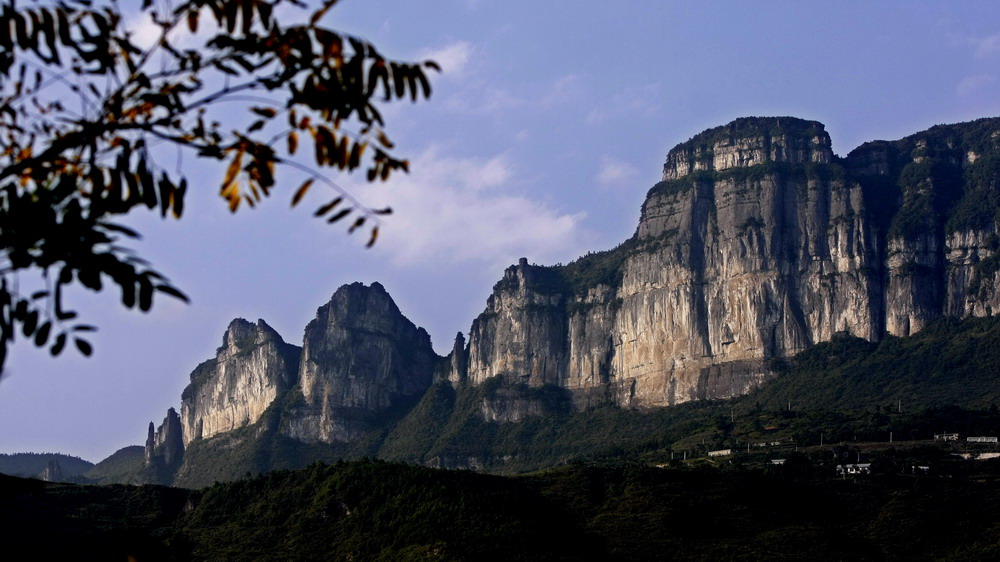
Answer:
[
  {"xmin": 957, "ymin": 74, "xmax": 997, "ymax": 98},
  {"xmin": 587, "ymin": 83, "xmax": 662, "ymax": 124},
  {"xmin": 973, "ymin": 34, "xmax": 1000, "ymax": 58},
  {"xmin": 442, "ymin": 73, "xmax": 585, "ymax": 116},
  {"xmin": 443, "ymin": 81, "xmax": 524, "ymax": 114},
  {"xmin": 596, "ymin": 156, "xmax": 639, "ymax": 188},
  {"xmin": 353, "ymin": 147, "xmax": 589, "ymax": 269},
  {"xmin": 417, "ymin": 41, "xmax": 473, "ymax": 76}
]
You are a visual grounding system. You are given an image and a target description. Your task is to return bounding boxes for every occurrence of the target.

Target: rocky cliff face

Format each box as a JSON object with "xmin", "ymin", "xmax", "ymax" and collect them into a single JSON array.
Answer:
[
  {"xmin": 283, "ymin": 282, "xmax": 439, "ymax": 443},
  {"xmin": 145, "ymin": 407, "xmax": 184, "ymax": 470},
  {"xmin": 662, "ymin": 117, "xmax": 832, "ymax": 180},
  {"xmin": 131, "ymin": 116, "xmax": 1000, "ymax": 484},
  {"xmin": 846, "ymin": 121, "xmax": 1000, "ymax": 335},
  {"xmin": 454, "ymin": 116, "xmax": 1000, "ymax": 411},
  {"xmin": 178, "ymin": 319, "xmax": 300, "ymax": 446},
  {"xmin": 139, "ymin": 283, "xmax": 442, "ymax": 483}
]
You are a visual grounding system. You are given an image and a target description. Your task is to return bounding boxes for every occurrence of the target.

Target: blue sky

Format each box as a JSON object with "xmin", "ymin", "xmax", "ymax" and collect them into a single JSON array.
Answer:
[{"xmin": 3, "ymin": 0, "xmax": 1000, "ymax": 462}]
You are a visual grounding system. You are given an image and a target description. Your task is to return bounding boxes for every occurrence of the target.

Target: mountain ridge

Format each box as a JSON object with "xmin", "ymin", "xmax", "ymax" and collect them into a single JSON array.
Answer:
[{"xmin": 98, "ymin": 115, "xmax": 1000, "ymax": 484}]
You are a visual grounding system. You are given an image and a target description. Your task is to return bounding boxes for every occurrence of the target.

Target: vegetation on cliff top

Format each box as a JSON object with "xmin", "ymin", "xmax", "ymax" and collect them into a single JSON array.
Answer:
[{"xmin": 667, "ymin": 116, "xmax": 827, "ymax": 157}]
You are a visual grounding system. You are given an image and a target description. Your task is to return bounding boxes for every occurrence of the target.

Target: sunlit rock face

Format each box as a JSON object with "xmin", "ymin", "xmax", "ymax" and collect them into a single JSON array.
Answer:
[
  {"xmin": 662, "ymin": 117, "xmax": 832, "ymax": 181},
  {"xmin": 285, "ymin": 282, "xmax": 439, "ymax": 443},
  {"xmin": 845, "ymin": 122, "xmax": 1000, "ymax": 337},
  {"xmin": 178, "ymin": 319, "xmax": 300, "ymax": 446},
  {"xmin": 454, "ymin": 116, "xmax": 1000, "ymax": 410}
]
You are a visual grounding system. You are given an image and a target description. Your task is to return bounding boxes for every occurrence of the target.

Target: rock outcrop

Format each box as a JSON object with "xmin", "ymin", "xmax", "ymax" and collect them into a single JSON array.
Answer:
[
  {"xmin": 39, "ymin": 459, "xmax": 64, "ymax": 482},
  {"xmin": 145, "ymin": 407, "xmax": 184, "ymax": 469},
  {"xmin": 128, "ymin": 116, "xmax": 1000, "ymax": 484},
  {"xmin": 284, "ymin": 282, "xmax": 438, "ymax": 443},
  {"xmin": 178, "ymin": 319, "xmax": 300, "ymax": 446},
  {"xmin": 453, "ymin": 116, "xmax": 1000, "ymax": 410}
]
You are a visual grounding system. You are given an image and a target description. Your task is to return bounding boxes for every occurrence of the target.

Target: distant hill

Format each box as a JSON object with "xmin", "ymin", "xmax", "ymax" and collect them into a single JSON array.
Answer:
[
  {"xmin": 83, "ymin": 446, "xmax": 145, "ymax": 485},
  {"xmin": 0, "ymin": 453, "xmax": 93, "ymax": 482}
]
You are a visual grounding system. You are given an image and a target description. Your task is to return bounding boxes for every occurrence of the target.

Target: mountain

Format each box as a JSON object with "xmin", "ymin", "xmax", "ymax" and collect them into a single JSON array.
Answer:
[
  {"xmin": 449, "ymin": 116, "xmax": 1000, "ymax": 410},
  {"xmin": 0, "ymin": 453, "xmax": 94, "ymax": 482},
  {"xmin": 128, "ymin": 116, "xmax": 1000, "ymax": 484}
]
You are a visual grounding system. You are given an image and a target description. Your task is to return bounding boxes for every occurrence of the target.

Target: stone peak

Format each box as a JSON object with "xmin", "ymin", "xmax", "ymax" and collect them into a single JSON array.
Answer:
[
  {"xmin": 220, "ymin": 317, "xmax": 283, "ymax": 354},
  {"xmin": 662, "ymin": 116, "xmax": 832, "ymax": 181},
  {"xmin": 682, "ymin": 116, "xmax": 826, "ymax": 145},
  {"xmin": 333, "ymin": 281, "xmax": 387, "ymax": 295},
  {"xmin": 317, "ymin": 282, "xmax": 403, "ymax": 325}
]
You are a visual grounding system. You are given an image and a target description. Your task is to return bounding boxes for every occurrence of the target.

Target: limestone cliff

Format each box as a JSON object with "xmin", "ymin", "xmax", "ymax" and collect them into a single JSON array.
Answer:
[
  {"xmin": 283, "ymin": 282, "xmax": 439, "ymax": 443},
  {"xmin": 454, "ymin": 116, "xmax": 1000, "ymax": 411},
  {"xmin": 178, "ymin": 319, "xmax": 300, "ymax": 446},
  {"xmin": 846, "ymin": 120, "xmax": 1000, "ymax": 335},
  {"xmin": 124, "ymin": 116, "xmax": 1000, "ymax": 484}
]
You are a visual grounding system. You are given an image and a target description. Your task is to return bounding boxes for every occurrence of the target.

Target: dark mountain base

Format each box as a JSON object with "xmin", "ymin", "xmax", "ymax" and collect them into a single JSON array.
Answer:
[{"xmin": 7, "ymin": 459, "xmax": 1000, "ymax": 560}]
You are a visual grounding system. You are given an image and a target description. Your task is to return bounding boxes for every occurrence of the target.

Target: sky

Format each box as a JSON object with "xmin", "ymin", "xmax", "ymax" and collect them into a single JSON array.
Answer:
[{"xmin": 3, "ymin": 0, "xmax": 1000, "ymax": 463}]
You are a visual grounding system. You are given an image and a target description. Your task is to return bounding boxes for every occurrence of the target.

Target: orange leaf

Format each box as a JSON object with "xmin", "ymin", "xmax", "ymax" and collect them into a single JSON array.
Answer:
[
  {"xmin": 291, "ymin": 179, "xmax": 313, "ymax": 207},
  {"xmin": 221, "ymin": 148, "xmax": 244, "ymax": 193},
  {"xmin": 375, "ymin": 129, "xmax": 394, "ymax": 149}
]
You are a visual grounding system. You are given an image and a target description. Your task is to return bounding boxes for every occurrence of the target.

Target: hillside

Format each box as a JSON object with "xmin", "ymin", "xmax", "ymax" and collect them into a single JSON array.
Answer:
[
  {"xmin": 6, "ymin": 459, "xmax": 1000, "ymax": 560},
  {"xmin": 0, "ymin": 452, "xmax": 94, "ymax": 482}
]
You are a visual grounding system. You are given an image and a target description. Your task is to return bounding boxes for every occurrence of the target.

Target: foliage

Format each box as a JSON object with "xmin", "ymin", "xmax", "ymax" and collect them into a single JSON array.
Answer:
[
  {"xmin": 178, "ymin": 460, "xmax": 597, "ymax": 560},
  {"xmin": 748, "ymin": 316, "xmax": 1000, "ymax": 412},
  {"xmin": 12, "ymin": 459, "xmax": 1000, "ymax": 560},
  {"xmin": 0, "ymin": 0, "xmax": 436, "ymax": 369},
  {"xmin": 666, "ymin": 116, "xmax": 827, "ymax": 158},
  {"xmin": 82, "ymin": 446, "xmax": 145, "ymax": 485},
  {"xmin": 557, "ymin": 241, "xmax": 634, "ymax": 296}
]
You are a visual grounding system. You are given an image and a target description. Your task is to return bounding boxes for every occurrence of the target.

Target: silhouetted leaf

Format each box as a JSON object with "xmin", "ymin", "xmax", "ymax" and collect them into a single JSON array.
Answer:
[
  {"xmin": 348, "ymin": 216, "xmax": 365, "ymax": 233},
  {"xmin": 314, "ymin": 197, "xmax": 343, "ymax": 217},
  {"xmin": 138, "ymin": 278, "xmax": 153, "ymax": 312},
  {"xmin": 251, "ymin": 107, "xmax": 277, "ymax": 118},
  {"xmin": 155, "ymin": 285, "xmax": 189, "ymax": 302},
  {"xmin": 376, "ymin": 130, "xmax": 394, "ymax": 149},
  {"xmin": 34, "ymin": 322, "xmax": 51, "ymax": 346},
  {"xmin": 74, "ymin": 338, "xmax": 92, "ymax": 356},
  {"xmin": 50, "ymin": 333, "xmax": 66, "ymax": 356},
  {"xmin": 327, "ymin": 207, "xmax": 351, "ymax": 223},
  {"xmin": 291, "ymin": 179, "xmax": 313, "ymax": 207}
]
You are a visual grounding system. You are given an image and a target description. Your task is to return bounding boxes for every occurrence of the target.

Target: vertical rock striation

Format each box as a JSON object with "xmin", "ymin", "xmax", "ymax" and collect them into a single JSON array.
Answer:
[
  {"xmin": 456, "ymin": 116, "xmax": 1000, "ymax": 411},
  {"xmin": 178, "ymin": 319, "xmax": 300, "ymax": 446},
  {"xmin": 284, "ymin": 282, "xmax": 439, "ymax": 443},
  {"xmin": 132, "ymin": 116, "xmax": 1000, "ymax": 483},
  {"xmin": 145, "ymin": 407, "xmax": 184, "ymax": 469}
]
